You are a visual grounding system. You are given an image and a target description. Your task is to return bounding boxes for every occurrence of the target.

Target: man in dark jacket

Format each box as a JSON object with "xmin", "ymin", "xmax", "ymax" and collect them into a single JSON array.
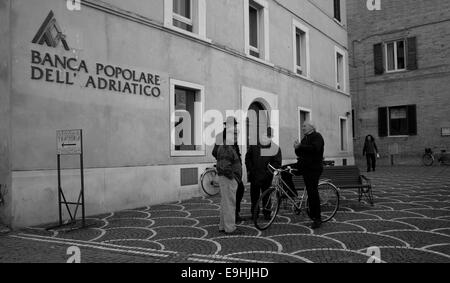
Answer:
[
  {"xmin": 212, "ymin": 118, "xmax": 246, "ymax": 222},
  {"xmin": 294, "ymin": 121, "xmax": 324, "ymax": 229},
  {"xmin": 362, "ymin": 134, "xmax": 378, "ymax": 172},
  {"xmin": 245, "ymin": 127, "xmax": 282, "ymax": 220}
]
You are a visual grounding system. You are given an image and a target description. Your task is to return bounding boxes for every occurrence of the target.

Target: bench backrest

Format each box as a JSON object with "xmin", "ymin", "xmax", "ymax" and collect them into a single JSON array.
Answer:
[{"xmin": 291, "ymin": 165, "xmax": 362, "ymax": 189}]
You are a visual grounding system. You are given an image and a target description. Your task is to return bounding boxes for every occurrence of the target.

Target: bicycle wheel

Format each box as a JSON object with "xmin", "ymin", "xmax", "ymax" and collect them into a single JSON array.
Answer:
[
  {"xmin": 422, "ymin": 153, "xmax": 434, "ymax": 166},
  {"xmin": 306, "ymin": 182, "xmax": 340, "ymax": 223},
  {"xmin": 200, "ymin": 169, "xmax": 220, "ymax": 196},
  {"xmin": 254, "ymin": 187, "xmax": 281, "ymax": 230}
]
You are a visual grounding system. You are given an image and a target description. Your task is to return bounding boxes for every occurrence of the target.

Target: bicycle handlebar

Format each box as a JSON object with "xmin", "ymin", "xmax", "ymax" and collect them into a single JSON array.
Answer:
[{"xmin": 267, "ymin": 164, "xmax": 298, "ymax": 175}]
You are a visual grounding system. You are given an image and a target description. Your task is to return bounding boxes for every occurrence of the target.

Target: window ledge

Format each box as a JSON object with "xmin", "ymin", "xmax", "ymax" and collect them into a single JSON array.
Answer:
[
  {"xmin": 387, "ymin": 135, "xmax": 410, "ymax": 138},
  {"xmin": 245, "ymin": 54, "xmax": 275, "ymax": 67},
  {"xmin": 166, "ymin": 25, "xmax": 212, "ymax": 44},
  {"xmin": 294, "ymin": 73, "xmax": 313, "ymax": 82},
  {"xmin": 335, "ymin": 89, "xmax": 350, "ymax": 96},
  {"xmin": 171, "ymin": 150, "xmax": 206, "ymax": 157},
  {"xmin": 385, "ymin": 69, "xmax": 407, "ymax": 74},
  {"xmin": 333, "ymin": 18, "xmax": 344, "ymax": 27}
]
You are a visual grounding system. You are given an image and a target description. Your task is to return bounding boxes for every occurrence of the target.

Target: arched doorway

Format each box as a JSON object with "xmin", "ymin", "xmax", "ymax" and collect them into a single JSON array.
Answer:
[{"xmin": 246, "ymin": 101, "xmax": 270, "ymax": 148}]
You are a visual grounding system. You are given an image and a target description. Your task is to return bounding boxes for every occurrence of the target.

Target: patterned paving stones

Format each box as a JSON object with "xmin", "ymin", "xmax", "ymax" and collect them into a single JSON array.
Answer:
[{"xmin": 2, "ymin": 166, "xmax": 450, "ymax": 263}]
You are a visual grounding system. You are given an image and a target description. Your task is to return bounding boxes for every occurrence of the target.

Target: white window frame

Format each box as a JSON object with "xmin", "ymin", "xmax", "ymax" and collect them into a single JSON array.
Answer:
[
  {"xmin": 172, "ymin": 0, "xmax": 193, "ymax": 28},
  {"xmin": 292, "ymin": 19, "xmax": 310, "ymax": 78},
  {"xmin": 384, "ymin": 39, "xmax": 406, "ymax": 73},
  {"xmin": 170, "ymin": 79, "xmax": 205, "ymax": 157},
  {"xmin": 298, "ymin": 107, "xmax": 312, "ymax": 141},
  {"xmin": 164, "ymin": 0, "xmax": 209, "ymax": 42},
  {"xmin": 244, "ymin": 0, "xmax": 270, "ymax": 63},
  {"xmin": 339, "ymin": 116, "xmax": 348, "ymax": 152},
  {"xmin": 334, "ymin": 46, "xmax": 346, "ymax": 92}
]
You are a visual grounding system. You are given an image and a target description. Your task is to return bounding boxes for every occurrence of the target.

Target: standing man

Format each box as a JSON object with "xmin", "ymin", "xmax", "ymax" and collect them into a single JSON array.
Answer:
[
  {"xmin": 216, "ymin": 117, "xmax": 242, "ymax": 234},
  {"xmin": 245, "ymin": 127, "xmax": 282, "ymax": 220},
  {"xmin": 212, "ymin": 119, "xmax": 245, "ymax": 222},
  {"xmin": 294, "ymin": 121, "xmax": 324, "ymax": 229}
]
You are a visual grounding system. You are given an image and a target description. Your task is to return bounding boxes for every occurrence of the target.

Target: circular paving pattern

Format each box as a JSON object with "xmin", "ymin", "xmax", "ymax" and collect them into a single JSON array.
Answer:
[{"xmin": 21, "ymin": 166, "xmax": 450, "ymax": 262}]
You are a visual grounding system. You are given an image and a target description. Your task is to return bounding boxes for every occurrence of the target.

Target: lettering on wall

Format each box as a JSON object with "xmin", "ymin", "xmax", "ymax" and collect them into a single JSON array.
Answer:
[{"xmin": 30, "ymin": 11, "xmax": 162, "ymax": 98}]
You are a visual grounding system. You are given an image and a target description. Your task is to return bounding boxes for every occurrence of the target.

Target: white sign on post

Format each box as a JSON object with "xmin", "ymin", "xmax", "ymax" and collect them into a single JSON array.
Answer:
[{"xmin": 57, "ymin": 129, "xmax": 82, "ymax": 155}]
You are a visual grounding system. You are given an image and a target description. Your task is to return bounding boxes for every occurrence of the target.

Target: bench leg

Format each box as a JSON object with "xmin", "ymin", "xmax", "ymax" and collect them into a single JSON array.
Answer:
[{"xmin": 360, "ymin": 186, "xmax": 374, "ymax": 206}]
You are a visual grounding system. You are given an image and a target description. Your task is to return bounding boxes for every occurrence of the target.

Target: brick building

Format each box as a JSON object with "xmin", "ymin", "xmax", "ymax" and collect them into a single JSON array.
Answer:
[{"xmin": 347, "ymin": 0, "xmax": 450, "ymax": 166}]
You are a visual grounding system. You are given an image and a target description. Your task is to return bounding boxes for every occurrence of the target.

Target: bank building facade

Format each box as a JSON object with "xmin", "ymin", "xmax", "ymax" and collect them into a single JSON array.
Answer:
[{"xmin": 0, "ymin": 0, "xmax": 353, "ymax": 228}]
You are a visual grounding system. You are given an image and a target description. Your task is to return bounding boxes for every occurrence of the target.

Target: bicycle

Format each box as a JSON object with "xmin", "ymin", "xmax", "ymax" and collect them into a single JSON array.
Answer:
[
  {"xmin": 422, "ymin": 147, "xmax": 450, "ymax": 166},
  {"xmin": 199, "ymin": 165, "xmax": 220, "ymax": 196},
  {"xmin": 253, "ymin": 164, "xmax": 340, "ymax": 230}
]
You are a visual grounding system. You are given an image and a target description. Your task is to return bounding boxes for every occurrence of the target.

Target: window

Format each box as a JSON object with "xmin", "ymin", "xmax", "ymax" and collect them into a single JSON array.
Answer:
[
  {"xmin": 249, "ymin": 4, "xmax": 259, "ymax": 57},
  {"xmin": 244, "ymin": 0, "xmax": 270, "ymax": 61},
  {"xmin": 340, "ymin": 117, "xmax": 348, "ymax": 151},
  {"xmin": 389, "ymin": 106, "xmax": 408, "ymax": 136},
  {"xmin": 385, "ymin": 39, "xmax": 406, "ymax": 72},
  {"xmin": 351, "ymin": 109, "xmax": 355, "ymax": 139},
  {"xmin": 293, "ymin": 20, "xmax": 310, "ymax": 77},
  {"xmin": 173, "ymin": 0, "xmax": 193, "ymax": 32},
  {"xmin": 164, "ymin": 0, "xmax": 207, "ymax": 41},
  {"xmin": 335, "ymin": 46, "xmax": 346, "ymax": 91},
  {"xmin": 334, "ymin": 0, "xmax": 341, "ymax": 22},
  {"xmin": 378, "ymin": 105, "xmax": 417, "ymax": 137},
  {"xmin": 298, "ymin": 108, "xmax": 311, "ymax": 139},
  {"xmin": 170, "ymin": 79, "xmax": 205, "ymax": 156},
  {"xmin": 374, "ymin": 37, "xmax": 417, "ymax": 75}
]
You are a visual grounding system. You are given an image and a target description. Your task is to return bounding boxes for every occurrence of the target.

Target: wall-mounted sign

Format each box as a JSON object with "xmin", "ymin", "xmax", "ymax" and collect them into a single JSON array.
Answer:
[
  {"xmin": 442, "ymin": 127, "xmax": 450, "ymax": 137},
  {"xmin": 388, "ymin": 143, "xmax": 399, "ymax": 155},
  {"xmin": 30, "ymin": 11, "xmax": 162, "ymax": 98},
  {"xmin": 57, "ymin": 129, "xmax": 82, "ymax": 155}
]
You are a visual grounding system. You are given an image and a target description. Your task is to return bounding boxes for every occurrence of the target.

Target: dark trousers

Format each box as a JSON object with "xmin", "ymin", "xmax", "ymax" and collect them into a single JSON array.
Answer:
[
  {"xmin": 235, "ymin": 180, "xmax": 245, "ymax": 216},
  {"xmin": 303, "ymin": 168, "xmax": 323, "ymax": 222},
  {"xmin": 250, "ymin": 181, "xmax": 271, "ymax": 216},
  {"xmin": 366, "ymin": 154, "xmax": 376, "ymax": 171}
]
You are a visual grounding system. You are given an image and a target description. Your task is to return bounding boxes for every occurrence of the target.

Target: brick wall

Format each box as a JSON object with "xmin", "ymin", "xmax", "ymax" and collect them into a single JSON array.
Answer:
[{"xmin": 347, "ymin": 0, "xmax": 450, "ymax": 165}]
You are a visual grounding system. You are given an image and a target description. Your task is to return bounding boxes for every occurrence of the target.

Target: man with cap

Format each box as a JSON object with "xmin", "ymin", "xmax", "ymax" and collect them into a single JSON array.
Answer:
[
  {"xmin": 214, "ymin": 116, "xmax": 242, "ymax": 234},
  {"xmin": 212, "ymin": 117, "xmax": 245, "ymax": 223}
]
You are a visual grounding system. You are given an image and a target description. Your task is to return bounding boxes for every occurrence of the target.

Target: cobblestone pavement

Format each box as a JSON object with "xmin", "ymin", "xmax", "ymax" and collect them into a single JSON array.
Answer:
[{"xmin": 1, "ymin": 166, "xmax": 450, "ymax": 263}]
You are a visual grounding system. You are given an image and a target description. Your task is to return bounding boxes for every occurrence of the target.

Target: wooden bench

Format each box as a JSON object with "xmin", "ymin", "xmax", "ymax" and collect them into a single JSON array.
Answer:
[{"xmin": 291, "ymin": 165, "xmax": 374, "ymax": 206}]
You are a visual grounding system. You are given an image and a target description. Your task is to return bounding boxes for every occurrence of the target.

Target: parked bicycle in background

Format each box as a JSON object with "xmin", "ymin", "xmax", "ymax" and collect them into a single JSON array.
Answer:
[
  {"xmin": 422, "ymin": 147, "xmax": 450, "ymax": 166},
  {"xmin": 200, "ymin": 165, "xmax": 220, "ymax": 196}
]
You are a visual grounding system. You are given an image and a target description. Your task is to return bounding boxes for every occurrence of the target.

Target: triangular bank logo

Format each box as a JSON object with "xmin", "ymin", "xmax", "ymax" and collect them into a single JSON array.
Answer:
[{"xmin": 32, "ymin": 11, "xmax": 70, "ymax": 51}]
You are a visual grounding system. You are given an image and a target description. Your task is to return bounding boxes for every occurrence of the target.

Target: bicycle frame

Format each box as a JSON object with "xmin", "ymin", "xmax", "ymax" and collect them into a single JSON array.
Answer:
[{"xmin": 268, "ymin": 165, "xmax": 308, "ymax": 213}]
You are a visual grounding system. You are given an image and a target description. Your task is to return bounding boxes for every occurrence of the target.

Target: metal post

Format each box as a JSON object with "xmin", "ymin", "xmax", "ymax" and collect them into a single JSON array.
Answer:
[
  {"xmin": 80, "ymin": 131, "xmax": 85, "ymax": 227},
  {"xmin": 57, "ymin": 154, "xmax": 62, "ymax": 226}
]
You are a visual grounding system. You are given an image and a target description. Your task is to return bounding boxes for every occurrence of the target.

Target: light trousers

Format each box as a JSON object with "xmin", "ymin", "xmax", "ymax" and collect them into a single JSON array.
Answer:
[{"xmin": 218, "ymin": 176, "xmax": 237, "ymax": 233}]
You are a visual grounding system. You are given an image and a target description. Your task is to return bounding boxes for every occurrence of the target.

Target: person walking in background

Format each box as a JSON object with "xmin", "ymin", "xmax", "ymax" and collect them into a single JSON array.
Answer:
[
  {"xmin": 363, "ymin": 134, "xmax": 379, "ymax": 172},
  {"xmin": 216, "ymin": 117, "xmax": 242, "ymax": 234},
  {"xmin": 212, "ymin": 119, "xmax": 245, "ymax": 222},
  {"xmin": 294, "ymin": 121, "xmax": 324, "ymax": 229},
  {"xmin": 245, "ymin": 127, "xmax": 282, "ymax": 220}
]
